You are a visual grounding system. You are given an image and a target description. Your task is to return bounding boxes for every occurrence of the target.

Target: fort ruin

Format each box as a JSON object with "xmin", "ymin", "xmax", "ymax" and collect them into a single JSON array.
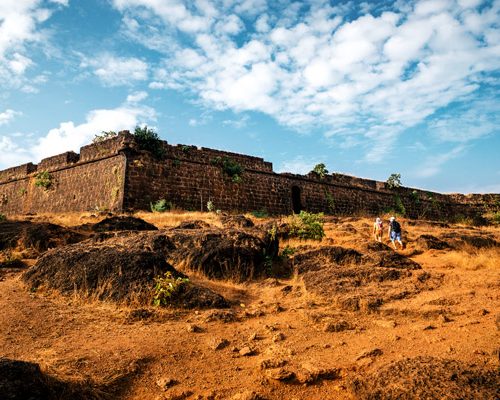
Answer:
[{"xmin": 0, "ymin": 131, "xmax": 498, "ymax": 218}]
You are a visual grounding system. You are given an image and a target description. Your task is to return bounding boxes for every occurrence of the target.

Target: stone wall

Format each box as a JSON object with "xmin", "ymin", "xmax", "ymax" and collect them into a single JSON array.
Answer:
[{"xmin": 1, "ymin": 132, "xmax": 499, "ymax": 218}]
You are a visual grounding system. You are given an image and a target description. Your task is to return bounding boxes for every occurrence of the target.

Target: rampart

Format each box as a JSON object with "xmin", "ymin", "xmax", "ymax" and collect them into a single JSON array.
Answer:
[{"xmin": 0, "ymin": 132, "xmax": 498, "ymax": 219}]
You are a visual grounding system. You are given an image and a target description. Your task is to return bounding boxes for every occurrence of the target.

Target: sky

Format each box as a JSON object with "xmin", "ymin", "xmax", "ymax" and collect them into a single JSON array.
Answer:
[{"xmin": 0, "ymin": 0, "xmax": 499, "ymax": 194}]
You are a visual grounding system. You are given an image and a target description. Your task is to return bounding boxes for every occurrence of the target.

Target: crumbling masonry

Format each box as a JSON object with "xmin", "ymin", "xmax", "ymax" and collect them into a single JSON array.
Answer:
[{"xmin": 0, "ymin": 132, "xmax": 498, "ymax": 218}]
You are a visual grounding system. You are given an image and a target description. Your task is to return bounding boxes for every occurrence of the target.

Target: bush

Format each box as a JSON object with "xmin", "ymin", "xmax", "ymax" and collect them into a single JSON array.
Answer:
[
  {"xmin": 287, "ymin": 211, "xmax": 325, "ymax": 240},
  {"xmin": 0, "ymin": 213, "xmax": 6, "ymax": 222},
  {"xmin": 251, "ymin": 209, "xmax": 269, "ymax": 218},
  {"xmin": 386, "ymin": 173, "xmax": 402, "ymax": 189},
  {"xmin": 152, "ymin": 272, "xmax": 190, "ymax": 306},
  {"xmin": 134, "ymin": 126, "xmax": 165, "ymax": 159},
  {"xmin": 206, "ymin": 200, "xmax": 215, "ymax": 212},
  {"xmin": 34, "ymin": 171, "xmax": 52, "ymax": 189},
  {"xmin": 311, "ymin": 163, "xmax": 328, "ymax": 179},
  {"xmin": 211, "ymin": 156, "xmax": 244, "ymax": 183},
  {"xmin": 93, "ymin": 130, "xmax": 118, "ymax": 143},
  {"xmin": 150, "ymin": 199, "xmax": 172, "ymax": 212}
]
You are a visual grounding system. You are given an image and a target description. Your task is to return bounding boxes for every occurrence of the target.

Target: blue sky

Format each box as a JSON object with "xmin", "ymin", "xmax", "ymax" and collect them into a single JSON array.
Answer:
[{"xmin": 0, "ymin": 0, "xmax": 499, "ymax": 193}]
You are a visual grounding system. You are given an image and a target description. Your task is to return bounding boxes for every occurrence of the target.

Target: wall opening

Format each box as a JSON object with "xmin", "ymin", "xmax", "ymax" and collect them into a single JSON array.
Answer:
[{"xmin": 291, "ymin": 186, "xmax": 302, "ymax": 214}]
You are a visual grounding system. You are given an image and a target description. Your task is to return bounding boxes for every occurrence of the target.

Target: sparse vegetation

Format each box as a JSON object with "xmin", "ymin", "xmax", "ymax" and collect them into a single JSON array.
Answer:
[
  {"xmin": 386, "ymin": 173, "xmax": 402, "ymax": 189},
  {"xmin": 211, "ymin": 156, "xmax": 244, "ymax": 183},
  {"xmin": 311, "ymin": 163, "xmax": 328, "ymax": 179},
  {"xmin": 394, "ymin": 194, "xmax": 406, "ymax": 216},
  {"xmin": 324, "ymin": 189, "xmax": 335, "ymax": 214},
  {"xmin": 0, "ymin": 213, "xmax": 6, "ymax": 222},
  {"xmin": 152, "ymin": 272, "xmax": 190, "ymax": 306},
  {"xmin": 251, "ymin": 209, "xmax": 269, "ymax": 218},
  {"xmin": 93, "ymin": 130, "xmax": 118, "ymax": 143},
  {"xmin": 34, "ymin": 171, "xmax": 53, "ymax": 189},
  {"xmin": 18, "ymin": 188, "xmax": 27, "ymax": 196},
  {"xmin": 134, "ymin": 126, "xmax": 165, "ymax": 159},
  {"xmin": 150, "ymin": 199, "xmax": 173, "ymax": 213},
  {"xmin": 206, "ymin": 200, "xmax": 215, "ymax": 212},
  {"xmin": 287, "ymin": 211, "xmax": 325, "ymax": 240}
]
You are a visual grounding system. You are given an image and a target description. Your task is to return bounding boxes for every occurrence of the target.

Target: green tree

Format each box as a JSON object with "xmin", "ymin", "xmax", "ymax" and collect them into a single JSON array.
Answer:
[
  {"xmin": 134, "ymin": 126, "xmax": 165, "ymax": 159},
  {"xmin": 386, "ymin": 173, "xmax": 402, "ymax": 189},
  {"xmin": 311, "ymin": 163, "xmax": 328, "ymax": 179}
]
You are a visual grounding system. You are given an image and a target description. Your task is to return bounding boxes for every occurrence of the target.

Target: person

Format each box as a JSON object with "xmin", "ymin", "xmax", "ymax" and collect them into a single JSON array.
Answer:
[
  {"xmin": 388, "ymin": 216, "xmax": 403, "ymax": 250},
  {"xmin": 373, "ymin": 217, "xmax": 383, "ymax": 242}
]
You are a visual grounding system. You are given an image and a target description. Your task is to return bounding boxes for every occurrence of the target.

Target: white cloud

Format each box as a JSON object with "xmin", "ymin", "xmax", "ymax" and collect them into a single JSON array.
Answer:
[
  {"xmin": 81, "ymin": 54, "xmax": 148, "ymax": 86},
  {"xmin": 0, "ymin": 109, "xmax": 21, "ymax": 126},
  {"xmin": 126, "ymin": 91, "xmax": 148, "ymax": 103},
  {"xmin": 415, "ymin": 145, "xmax": 466, "ymax": 178},
  {"xmin": 112, "ymin": 0, "xmax": 500, "ymax": 162},
  {"xmin": 0, "ymin": 0, "xmax": 66, "ymax": 89},
  {"xmin": 0, "ymin": 96, "xmax": 156, "ymax": 170},
  {"xmin": 222, "ymin": 114, "xmax": 249, "ymax": 129},
  {"xmin": 277, "ymin": 156, "xmax": 319, "ymax": 175}
]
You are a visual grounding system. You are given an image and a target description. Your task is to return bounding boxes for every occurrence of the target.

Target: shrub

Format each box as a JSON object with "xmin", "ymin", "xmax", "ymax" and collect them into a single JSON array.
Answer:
[
  {"xmin": 150, "ymin": 199, "xmax": 172, "ymax": 212},
  {"xmin": 211, "ymin": 156, "xmax": 244, "ymax": 183},
  {"xmin": 394, "ymin": 195, "xmax": 406, "ymax": 216},
  {"xmin": 324, "ymin": 189, "xmax": 335, "ymax": 213},
  {"xmin": 386, "ymin": 173, "xmax": 402, "ymax": 189},
  {"xmin": 134, "ymin": 126, "xmax": 165, "ymax": 159},
  {"xmin": 0, "ymin": 213, "xmax": 6, "ymax": 222},
  {"xmin": 93, "ymin": 130, "xmax": 118, "ymax": 143},
  {"xmin": 251, "ymin": 209, "xmax": 269, "ymax": 218},
  {"xmin": 311, "ymin": 163, "xmax": 328, "ymax": 179},
  {"xmin": 152, "ymin": 272, "xmax": 189, "ymax": 306},
  {"xmin": 206, "ymin": 200, "xmax": 215, "ymax": 212},
  {"xmin": 287, "ymin": 211, "xmax": 325, "ymax": 240},
  {"xmin": 280, "ymin": 245, "xmax": 295, "ymax": 259},
  {"xmin": 34, "ymin": 171, "xmax": 52, "ymax": 189}
]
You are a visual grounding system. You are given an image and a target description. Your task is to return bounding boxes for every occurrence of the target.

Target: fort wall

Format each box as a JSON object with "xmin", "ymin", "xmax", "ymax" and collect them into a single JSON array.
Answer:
[{"xmin": 0, "ymin": 132, "xmax": 498, "ymax": 218}]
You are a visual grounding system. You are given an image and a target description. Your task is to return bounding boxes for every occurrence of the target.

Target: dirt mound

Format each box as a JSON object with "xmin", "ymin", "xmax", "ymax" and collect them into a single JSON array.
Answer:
[
  {"xmin": 443, "ymin": 233, "xmax": 499, "ymax": 249},
  {"xmin": 174, "ymin": 220, "xmax": 212, "ymax": 230},
  {"xmin": 350, "ymin": 356, "xmax": 500, "ymax": 399},
  {"xmin": 164, "ymin": 228, "xmax": 278, "ymax": 282},
  {"xmin": 89, "ymin": 216, "xmax": 158, "ymax": 232},
  {"xmin": 0, "ymin": 358, "xmax": 50, "ymax": 400},
  {"xmin": 219, "ymin": 215, "xmax": 255, "ymax": 228},
  {"xmin": 292, "ymin": 246, "xmax": 362, "ymax": 274},
  {"xmin": 416, "ymin": 234, "xmax": 451, "ymax": 250},
  {"xmin": 0, "ymin": 357, "xmax": 141, "ymax": 400},
  {"xmin": 22, "ymin": 241, "xmax": 227, "ymax": 308},
  {"xmin": 293, "ymin": 246, "xmax": 430, "ymax": 311},
  {"xmin": 0, "ymin": 221, "xmax": 85, "ymax": 256}
]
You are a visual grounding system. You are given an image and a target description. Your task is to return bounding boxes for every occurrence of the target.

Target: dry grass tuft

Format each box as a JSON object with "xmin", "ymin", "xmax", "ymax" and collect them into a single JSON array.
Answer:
[
  {"xmin": 135, "ymin": 211, "xmax": 222, "ymax": 228},
  {"xmin": 439, "ymin": 248, "xmax": 500, "ymax": 270}
]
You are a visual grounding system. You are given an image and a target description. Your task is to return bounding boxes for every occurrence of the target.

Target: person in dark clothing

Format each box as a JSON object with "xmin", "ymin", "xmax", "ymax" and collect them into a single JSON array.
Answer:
[{"xmin": 388, "ymin": 216, "xmax": 403, "ymax": 250}]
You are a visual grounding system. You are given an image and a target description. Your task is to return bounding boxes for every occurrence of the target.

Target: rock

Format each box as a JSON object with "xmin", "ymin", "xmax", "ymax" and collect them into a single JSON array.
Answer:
[
  {"xmin": 210, "ymin": 338, "xmax": 229, "ymax": 350},
  {"xmin": 90, "ymin": 216, "xmax": 158, "ymax": 232},
  {"xmin": 231, "ymin": 390, "xmax": 265, "ymax": 400},
  {"xmin": 163, "ymin": 390, "xmax": 194, "ymax": 400},
  {"xmin": 264, "ymin": 368, "xmax": 295, "ymax": 381},
  {"xmin": 296, "ymin": 363, "xmax": 341, "ymax": 384},
  {"xmin": 496, "ymin": 314, "xmax": 500, "ymax": 331},
  {"xmin": 356, "ymin": 348, "xmax": 383, "ymax": 361},
  {"xmin": 239, "ymin": 346, "xmax": 255, "ymax": 356},
  {"xmin": 187, "ymin": 324, "xmax": 203, "ymax": 333},
  {"xmin": 203, "ymin": 310, "xmax": 237, "ymax": 323},
  {"xmin": 374, "ymin": 319, "xmax": 397, "ymax": 328},
  {"xmin": 219, "ymin": 215, "xmax": 255, "ymax": 228},
  {"xmin": 272, "ymin": 332, "xmax": 285, "ymax": 342},
  {"xmin": 156, "ymin": 377, "xmax": 177, "ymax": 390},
  {"xmin": 248, "ymin": 332, "xmax": 261, "ymax": 341},
  {"xmin": 437, "ymin": 314, "xmax": 451, "ymax": 323},
  {"xmin": 260, "ymin": 358, "xmax": 287, "ymax": 370},
  {"xmin": 423, "ymin": 325, "xmax": 437, "ymax": 330},
  {"xmin": 323, "ymin": 320, "xmax": 354, "ymax": 332}
]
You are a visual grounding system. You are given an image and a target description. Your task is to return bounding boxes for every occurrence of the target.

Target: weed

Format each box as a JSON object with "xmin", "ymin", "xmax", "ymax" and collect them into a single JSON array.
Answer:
[
  {"xmin": 111, "ymin": 187, "xmax": 119, "ymax": 202},
  {"xmin": 152, "ymin": 272, "xmax": 189, "ymax": 306},
  {"xmin": 34, "ymin": 171, "xmax": 53, "ymax": 189},
  {"xmin": 410, "ymin": 190, "xmax": 420, "ymax": 204},
  {"xmin": 18, "ymin": 188, "xmax": 27, "ymax": 196},
  {"xmin": 394, "ymin": 195, "xmax": 406, "ymax": 216},
  {"xmin": 173, "ymin": 158, "xmax": 181, "ymax": 167},
  {"xmin": 134, "ymin": 126, "xmax": 165, "ymax": 159},
  {"xmin": 93, "ymin": 130, "xmax": 118, "ymax": 143},
  {"xmin": 386, "ymin": 173, "xmax": 401, "ymax": 189},
  {"xmin": 311, "ymin": 163, "xmax": 328, "ymax": 179},
  {"xmin": 280, "ymin": 245, "xmax": 295, "ymax": 259},
  {"xmin": 151, "ymin": 199, "xmax": 173, "ymax": 212},
  {"xmin": 287, "ymin": 211, "xmax": 325, "ymax": 240},
  {"xmin": 324, "ymin": 189, "xmax": 335, "ymax": 213},
  {"xmin": 206, "ymin": 200, "xmax": 215, "ymax": 212},
  {"xmin": 0, "ymin": 213, "xmax": 6, "ymax": 222},
  {"xmin": 181, "ymin": 145, "xmax": 191, "ymax": 153},
  {"xmin": 211, "ymin": 156, "xmax": 244, "ymax": 183},
  {"xmin": 267, "ymin": 224, "xmax": 277, "ymax": 241},
  {"xmin": 251, "ymin": 209, "xmax": 269, "ymax": 218}
]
